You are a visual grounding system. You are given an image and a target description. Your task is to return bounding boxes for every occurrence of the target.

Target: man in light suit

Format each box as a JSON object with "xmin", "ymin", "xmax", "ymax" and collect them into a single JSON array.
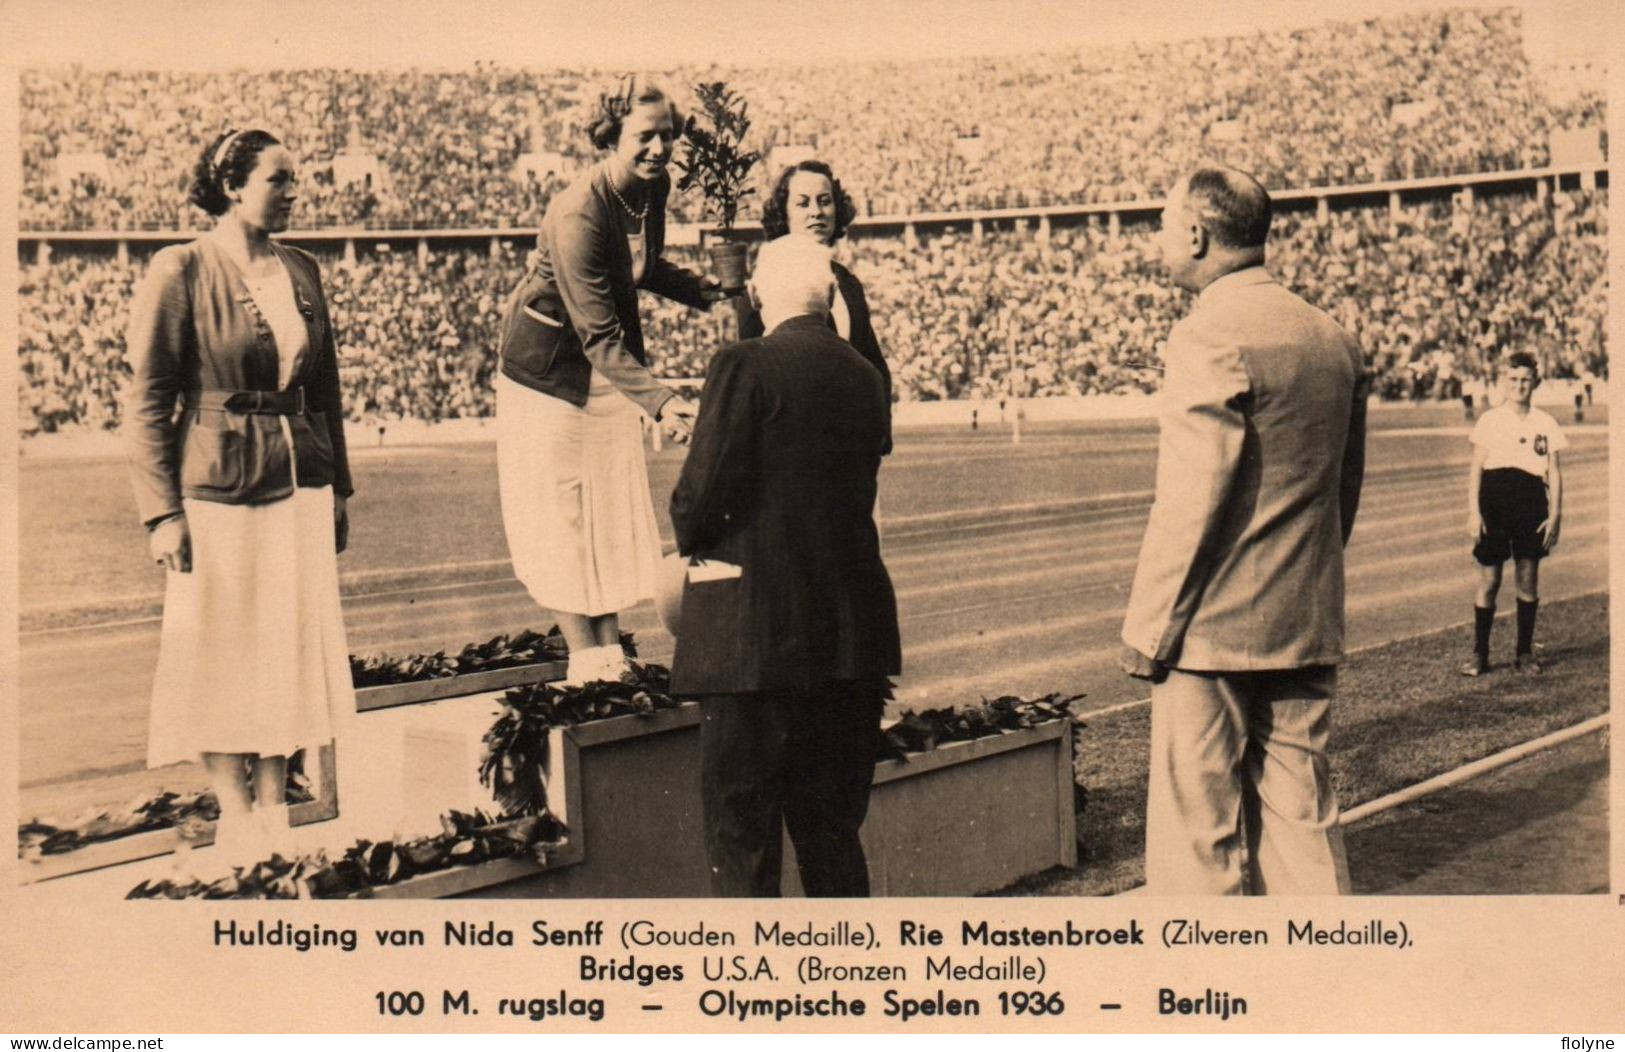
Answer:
[
  {"xmin": 1121, "ymin": 166, "xmax": 1367, "ymax": 895},
  {"xmin": 670, "ymin": 235, "xmax": 899, "ymax": 897}
]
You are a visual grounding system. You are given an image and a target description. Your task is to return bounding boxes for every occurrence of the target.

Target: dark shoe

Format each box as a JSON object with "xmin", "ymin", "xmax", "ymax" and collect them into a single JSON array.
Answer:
[
  {"xmin": 1514, "ymin": 655, "xmax": 1543, "ymax": 675},
  {"xmin": 1459, "ymin": 659, "xmax": 1489, "ymax": 677}
]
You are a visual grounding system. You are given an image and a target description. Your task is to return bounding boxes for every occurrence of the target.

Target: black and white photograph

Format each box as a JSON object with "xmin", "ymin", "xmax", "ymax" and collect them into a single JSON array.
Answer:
[{"xmin": 1, "ymin": 0, "xmax": 1619, "ymax": 1034}]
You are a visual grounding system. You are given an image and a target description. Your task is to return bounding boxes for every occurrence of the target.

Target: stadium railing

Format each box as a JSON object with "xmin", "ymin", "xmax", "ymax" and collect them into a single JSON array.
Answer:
[{"xmin": 15, "ymin": 163, "xmax": 1608, "ymax": 250}]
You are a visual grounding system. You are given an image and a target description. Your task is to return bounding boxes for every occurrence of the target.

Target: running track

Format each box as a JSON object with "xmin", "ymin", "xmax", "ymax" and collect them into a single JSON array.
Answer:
[{"xmin": 17, "ymin": 424, "xmax": 1608, "ymax": 818}]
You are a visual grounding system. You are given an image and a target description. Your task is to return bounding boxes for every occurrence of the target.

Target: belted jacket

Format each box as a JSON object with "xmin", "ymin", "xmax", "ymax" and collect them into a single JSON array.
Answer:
[{"xmin": 124, "ymin": 237, "xmax": 354, "ymax": 527}]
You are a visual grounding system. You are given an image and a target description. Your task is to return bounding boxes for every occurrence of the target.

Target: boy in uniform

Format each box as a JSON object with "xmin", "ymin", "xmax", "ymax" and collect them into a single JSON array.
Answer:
[{"xmin": 1462, "ymin": 353, "xmax": 1566, "ymax": 675}]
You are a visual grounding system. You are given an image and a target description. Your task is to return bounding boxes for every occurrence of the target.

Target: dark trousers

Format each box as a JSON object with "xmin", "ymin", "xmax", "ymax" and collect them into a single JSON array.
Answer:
[{"xmin": 699, "ymin": 683, "xmax": 886, "ymax": 897}]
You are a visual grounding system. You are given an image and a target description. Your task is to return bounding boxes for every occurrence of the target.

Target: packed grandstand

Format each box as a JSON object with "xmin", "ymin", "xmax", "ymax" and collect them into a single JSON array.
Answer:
[{"xmin": 15, "ymin": 6, "xmax": 1609, "ymax": 434}]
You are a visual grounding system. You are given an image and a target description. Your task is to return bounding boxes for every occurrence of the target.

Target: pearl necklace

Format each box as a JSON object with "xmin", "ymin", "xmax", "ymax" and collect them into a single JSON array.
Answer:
[{"xmin": 608, "ymin": 178, "xmax": 648, "ymax": 221}]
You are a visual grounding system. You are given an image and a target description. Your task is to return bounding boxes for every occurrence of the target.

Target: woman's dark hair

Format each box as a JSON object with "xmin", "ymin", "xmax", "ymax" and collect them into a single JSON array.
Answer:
[
  {"xmin": 760, "ymin": 160, "xmax": 858, "ymax": 241},
  {"xmin": 188, "ymin": 128, "xmax": 281, "ymax": 216},
  {"xmin": 586, "ymin": 80, "xmax": 683, "ymax": 151}
]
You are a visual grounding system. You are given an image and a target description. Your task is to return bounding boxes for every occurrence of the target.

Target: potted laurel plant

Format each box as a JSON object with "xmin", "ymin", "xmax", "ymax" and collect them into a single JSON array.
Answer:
[{"xmin": 674, "ymin": 81, "xmax": 760, "ymax": 292}]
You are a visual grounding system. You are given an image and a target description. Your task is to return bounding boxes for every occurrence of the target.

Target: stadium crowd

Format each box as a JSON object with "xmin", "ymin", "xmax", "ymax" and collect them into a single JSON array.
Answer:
[
  {"xmin": 20, "ymin": 8, "xmax": 1602, "ymax": 231},
  {"xmin": 849, "ymin": 187, "xmax": 1608, "ymax": 401},
  {"xmin": 20, "ymin": 66, "xmax": 582, "ymax": 232},
  {"xmin": 17, "ymin": 250, "xmax": 137, "ymax": 434},
  {"xmin": 17, "ymin": 187, "xmax": 1607, "ymax": 433}
]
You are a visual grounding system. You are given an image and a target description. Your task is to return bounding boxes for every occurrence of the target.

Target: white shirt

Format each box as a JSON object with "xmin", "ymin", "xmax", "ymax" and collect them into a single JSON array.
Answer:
[
  {"xmin": 1470, "ymin": 404, "xmax": 1567, "ymax": 477},
  {"xmin": 242, "ymin": 264, "xmax": 310, "ymax": 486},
  {"xmin": 242, "ymin": 265, "xmax": 308, "ymax": 388}
]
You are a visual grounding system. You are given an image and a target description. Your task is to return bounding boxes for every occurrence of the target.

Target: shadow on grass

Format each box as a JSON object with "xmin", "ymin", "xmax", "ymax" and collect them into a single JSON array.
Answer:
[
  {"xmin": 1347, "ymin": 735, "xmax": 1608, "ymax": 895},
  {"xmin": 1334, "ymin": 592, "xmax": 1609, "ymax": 808}
]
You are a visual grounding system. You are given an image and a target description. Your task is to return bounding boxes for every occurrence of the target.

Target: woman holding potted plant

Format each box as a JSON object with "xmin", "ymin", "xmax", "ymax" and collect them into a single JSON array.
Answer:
[
  {"xmin": 496, "ymin": 79, "xmax": 724, "ymax": 685},
  {"xmin": 742, "ymin": 160, "xmax": 893, "ymax": 453}
]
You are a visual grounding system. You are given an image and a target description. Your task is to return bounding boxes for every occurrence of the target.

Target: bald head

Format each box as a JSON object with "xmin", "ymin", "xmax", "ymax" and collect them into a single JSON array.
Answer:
[
  {"xmin": 1183, "ymin": 166, "xmax": 1272, "ymax": 249},
  {"xmin": 1158, "ymin": 165, "xmax": 1271, "ymax": 291}
]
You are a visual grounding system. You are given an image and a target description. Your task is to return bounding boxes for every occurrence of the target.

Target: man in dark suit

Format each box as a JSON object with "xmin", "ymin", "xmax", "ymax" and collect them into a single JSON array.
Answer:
[
  {"xmin": 670, "ymin": 235, "xmax": 900, "ymax": 897},
  {"xmin": 1120, "ymin": 166, "xmax": 1368, "ymax": 895}
]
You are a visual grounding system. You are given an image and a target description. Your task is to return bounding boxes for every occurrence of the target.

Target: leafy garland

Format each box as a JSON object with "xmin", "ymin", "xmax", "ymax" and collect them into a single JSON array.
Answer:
[
  {"xmin": 19, "ymin": 756, "xmax": 315, "ymax": 861},
  {"xmin": 480, "ymin": 661, "xmax": 681, "ymax": 817},
  {"xmin": 350, "ymin": 627, "xmax": 637, "ymax": 688},
  {"xmin": 127, "ymin": 810, "xmax": 565, "ymax": 900},
  {"xmin": 125, "ymin": 681, "xmax": 1083, "ymax": 900},
  {"xmin": 123, "ymin": 661, "xmax": 681, "ymax": 899},
  {"xmin": 102, "ymin": 640, "xmax": 1082, "ymax": 899},
  {"xmin": 24, "ymin": 628, "xmax": 617, "ymax": 858},
  {"xmin": 881, "ymin": 693, "xmax": 1085, "ymax": 758}
]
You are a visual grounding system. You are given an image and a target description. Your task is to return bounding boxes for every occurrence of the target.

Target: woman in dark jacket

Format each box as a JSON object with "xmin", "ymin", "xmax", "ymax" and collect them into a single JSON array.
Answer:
[
  {"xmin": 496, "ymin": 80, "xmax": 724, "ymax": 684},
  {"xmin": 125, "ymin": 128, "xmax": 355, "ymax": 868},
  {"xmin": 742, "ymin": 159, "xmax": 892, "ymax": 452}
]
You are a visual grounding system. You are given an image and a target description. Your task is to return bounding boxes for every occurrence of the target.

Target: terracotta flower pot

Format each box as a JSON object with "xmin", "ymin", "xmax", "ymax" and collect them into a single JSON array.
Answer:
[{"xmin": 707, "ymin": 240, "xmax": 751, "ymax": 293}]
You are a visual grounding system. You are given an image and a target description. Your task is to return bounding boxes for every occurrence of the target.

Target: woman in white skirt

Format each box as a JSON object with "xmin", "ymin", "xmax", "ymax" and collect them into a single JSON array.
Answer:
[
  {"xmin": 124, "ymin": 128, "xmax": 355, "ymax": 865},
  {"xmin": 497, "ymin": 80, "xmax": 726, "ymax": 682}
]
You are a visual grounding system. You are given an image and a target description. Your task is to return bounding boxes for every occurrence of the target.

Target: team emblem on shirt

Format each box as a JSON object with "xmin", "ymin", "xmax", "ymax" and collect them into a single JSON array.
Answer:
[{"xmin": 1534, "ymin": 435, "xmax": 1548, "ymax": 456}]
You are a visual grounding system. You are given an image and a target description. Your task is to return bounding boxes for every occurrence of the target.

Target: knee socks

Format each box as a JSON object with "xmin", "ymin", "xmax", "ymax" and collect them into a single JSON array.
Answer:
[
  {"xmin": 1516, "ymin": 598, "xmax": 1538, "ymax": 657},
  {"xmin": 1473, "ymin": 605, "xmax": 1495, "ymax": 663}
]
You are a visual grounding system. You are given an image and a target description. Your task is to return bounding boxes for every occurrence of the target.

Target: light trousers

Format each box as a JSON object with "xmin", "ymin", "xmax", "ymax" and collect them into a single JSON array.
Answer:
[{"xmin": 1145, "ymin": 666, "xmax": 1350, "ymax": 895}]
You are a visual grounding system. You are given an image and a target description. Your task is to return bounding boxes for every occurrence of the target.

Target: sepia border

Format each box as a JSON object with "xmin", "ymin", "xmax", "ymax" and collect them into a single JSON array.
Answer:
[{"xmin": 1, "ymin": 0, "xmax": 1621, "ymax": 1034}]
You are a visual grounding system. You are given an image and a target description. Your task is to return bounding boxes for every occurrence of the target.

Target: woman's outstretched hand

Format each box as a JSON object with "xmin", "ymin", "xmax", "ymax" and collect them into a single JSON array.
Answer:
[
  {"xmin": 699, "ymin": 276, "xmax": 736, "ymax": 304},
  {"xmin": 660, "ymin": 396, "xmax": 699, "ymax": 444}
]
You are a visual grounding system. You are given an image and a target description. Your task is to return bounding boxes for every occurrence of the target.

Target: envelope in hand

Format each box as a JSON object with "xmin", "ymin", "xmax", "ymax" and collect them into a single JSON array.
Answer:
[
  {"xmin": 686, "ymin": 560, "xmax": 743, "ymax": 583},
  {"xmin": 656, "ymin": 555, "xmax": 743, "ymax": 633}
]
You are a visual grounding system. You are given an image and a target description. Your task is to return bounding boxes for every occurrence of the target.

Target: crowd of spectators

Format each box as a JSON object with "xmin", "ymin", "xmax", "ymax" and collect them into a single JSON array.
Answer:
[
  {"xmin": 16, "ymin": 250, "xmax": 137, "ymax": 434},
  {"xmin": 20, "ymin": 8, "xmax": 1604, "ymax": 232},
  {"xmin": 17, "ymin": 186, "xmax": 1606, "ymax": 434},
  {"xmin": 322, "ymin": 242, "xmax": 527, "ymax": 420},
  {"xmin": 1274, "ymin": 188, "xmax": 1608, "ymax": 401},
  {"xmin": 20, "ymin": 65, "xmax": 584, "ymax": 232},
  {"xmin": 844, "ymin": 187, "xmax": 1608, "ymax": 401}
]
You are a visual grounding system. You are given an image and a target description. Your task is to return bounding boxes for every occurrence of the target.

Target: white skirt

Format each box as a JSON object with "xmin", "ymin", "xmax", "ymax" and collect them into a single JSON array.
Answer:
[
  {"xmin": 496, "ymin": 372, "xmax": 662, "ymax": 617},
  {"xmin": 147, "ymin": 486, "xmax": 355, "ymax": 768}
]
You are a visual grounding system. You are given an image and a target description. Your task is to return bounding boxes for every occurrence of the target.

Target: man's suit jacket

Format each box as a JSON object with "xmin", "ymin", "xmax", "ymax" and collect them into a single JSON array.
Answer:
[
  {"xmin": 1122, "ymin": 267, "xmax": 1367, "ymax": 671},
  {"xmin": 670, "ymin": 314, "xmax": 901, "ymax": 695}
]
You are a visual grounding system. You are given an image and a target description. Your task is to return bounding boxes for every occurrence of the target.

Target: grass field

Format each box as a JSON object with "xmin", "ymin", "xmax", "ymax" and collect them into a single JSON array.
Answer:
[{"xmin": 1005, "ymin": 591, "xmax": 1611, "ymax": 896}]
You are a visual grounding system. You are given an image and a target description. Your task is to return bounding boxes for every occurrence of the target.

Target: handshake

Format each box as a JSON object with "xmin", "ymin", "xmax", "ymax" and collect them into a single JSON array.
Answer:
[{"xmin": 657, "ymin": 395, "xmax": 700, "ymax": 445}]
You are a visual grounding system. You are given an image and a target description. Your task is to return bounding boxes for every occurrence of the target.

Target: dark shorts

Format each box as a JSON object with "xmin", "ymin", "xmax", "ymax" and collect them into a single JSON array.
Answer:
[{"xmin": 1473, "ymin": 468, "xmax": 1549, "ymax": 565}]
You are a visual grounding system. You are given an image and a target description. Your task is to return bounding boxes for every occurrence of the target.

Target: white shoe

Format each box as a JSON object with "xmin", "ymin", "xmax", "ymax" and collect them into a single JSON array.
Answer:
[
  {"xmin": 168, "ymin": 835, "xmax": 210, "ymax": 884},
  {"xmin": 591, "ymin": 644, "xmax": 631, "ymax": 683},
  {"xmin": 559, "ymin": 650, "xmax": 593, "ymax": 689},
  {"xmin": 559, "ymin": 644, "xmax": 631, "ymax": 688},
  {"xmin": 208, "ymin": 811, "xmax": 261, "ymax": 872},
  {"xmin": 255, "ymin": 804, "xmax": 292, "ymax": 861}
]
